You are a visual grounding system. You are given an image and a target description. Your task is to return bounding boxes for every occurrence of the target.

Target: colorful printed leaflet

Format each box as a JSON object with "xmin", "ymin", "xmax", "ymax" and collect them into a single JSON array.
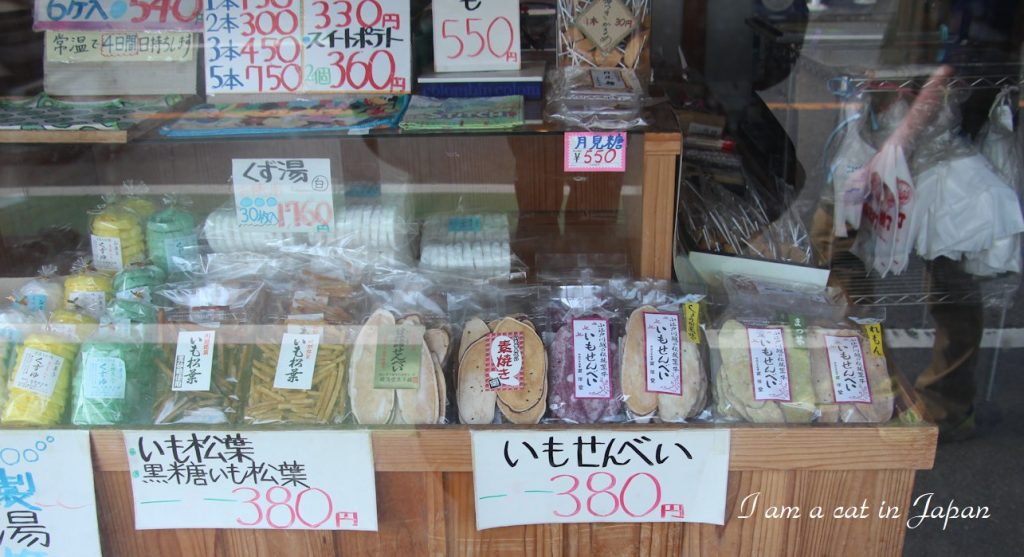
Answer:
[
  {"xmin": 398, "ymin": 96, "xmax": 524, "ymax": 130},
  {"xmin": 0, "ymin": 94, "xmax": 180, "ymax": 131},
  {"xmin": 160, "ymin": 96, "xmax": 410, "ymax": 138}
]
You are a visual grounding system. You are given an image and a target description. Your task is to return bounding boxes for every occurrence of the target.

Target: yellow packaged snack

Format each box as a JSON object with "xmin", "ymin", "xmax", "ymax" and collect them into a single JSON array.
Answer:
[
  {"xmin": 2, "ymin": 333, "xmax": 78, "ymax": 425},
  {"xmin": 48, "ymin": 309, "xmax": 99, "ymax": 341},
  {"xmin": 64, "ymin": 266, "xmax": 113, "ymax": 318},
  {"xmin": 91, "ymin": 205, "xmax": 146, "ymax": 272}
]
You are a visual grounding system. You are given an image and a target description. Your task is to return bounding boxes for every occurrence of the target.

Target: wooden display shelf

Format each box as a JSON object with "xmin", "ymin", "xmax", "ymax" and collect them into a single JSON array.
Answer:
[{"xmin": 85, "ymin": 420, "xmax": 935, "ymax": 557}]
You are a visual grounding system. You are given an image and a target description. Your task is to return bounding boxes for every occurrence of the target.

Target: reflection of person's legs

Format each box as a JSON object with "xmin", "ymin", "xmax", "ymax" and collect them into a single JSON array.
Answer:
[{"xmin": 914, "ymin": 257, "xmax": 983, "ymax": 429}]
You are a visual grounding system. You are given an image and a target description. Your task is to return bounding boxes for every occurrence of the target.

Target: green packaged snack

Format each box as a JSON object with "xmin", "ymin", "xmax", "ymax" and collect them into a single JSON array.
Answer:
[
  {"xmin": 147, "ymin": 205, "xmax": 198, "ymax": 276},
  {"xmin": 113, "ymin": 265, "xmax": 167, "ymax": 303},
  {"xmin": 70, "ymin": 341, "xmax": 141, "ymax": 425}
]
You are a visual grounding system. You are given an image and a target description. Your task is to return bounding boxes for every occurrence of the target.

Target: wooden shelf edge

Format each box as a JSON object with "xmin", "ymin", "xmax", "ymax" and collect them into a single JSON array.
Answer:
[
  {"xmin": 0, "ymin": 130, "xmax": 128, "ymax": 144},
  {"xmin": 643, "ymin": 132, "xmax": 682, "ymax": 156},
  {"xmin": 91, "ymin": 423, "xmax": 936, "ymax": 474}
]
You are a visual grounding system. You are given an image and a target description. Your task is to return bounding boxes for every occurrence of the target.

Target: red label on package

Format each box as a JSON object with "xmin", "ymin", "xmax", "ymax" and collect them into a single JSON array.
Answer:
[
  {"xmin": 746, "ymin": 327, "xmax": 791, "ymax": 402},
  {"xmin": 484, "ymin": 331, "xmax": 524, "ymax": 391}
]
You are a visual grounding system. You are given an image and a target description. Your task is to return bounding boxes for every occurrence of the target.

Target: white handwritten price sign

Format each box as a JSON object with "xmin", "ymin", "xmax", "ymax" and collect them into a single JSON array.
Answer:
[
  {"xmin": 35, "ymin": 0, "xmax": 202, "ymax": 31},
  {"xmin": 124, "ymin": 431, "xmax": 378, "ymax": 530},
  {"xmin": 432, "ymin": 0, "xmax": 521, "ymax": 72},
  {"xmin": 302, "ymin": 0, "xmax": 412, "ymax": 93},
  {"xmin": 232, "ymin": 158, "xmax": 335, "ymax": 234},
  {"xmin": 564, "ymin": 131, "xmax": 628, "ymax": 172},
  {"xmin": 471, "ymin": 429, "xmax": 730, "ymax": 529},
  {"xmin": 0, "ymin": 431, "xmax": 102, "ymax": 557},
  {"xmin": 204, "ymin": 0, "xmax": 411, "ymax": 95}
]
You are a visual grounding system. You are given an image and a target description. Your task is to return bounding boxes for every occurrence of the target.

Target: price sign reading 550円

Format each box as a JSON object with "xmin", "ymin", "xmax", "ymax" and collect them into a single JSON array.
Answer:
[
  {"xmin": 432, "ymin": 0, "xmax": 521, "ymax": 72},
  {"xmin": 204, "ymin": 0, "xmax": 411, "ymax": 95}
]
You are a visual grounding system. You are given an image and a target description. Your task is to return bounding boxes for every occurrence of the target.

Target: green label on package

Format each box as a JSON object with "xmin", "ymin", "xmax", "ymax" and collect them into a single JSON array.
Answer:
[{"xmin": 374, "ymin": 324, "xmax": 424, "ymax": 390}]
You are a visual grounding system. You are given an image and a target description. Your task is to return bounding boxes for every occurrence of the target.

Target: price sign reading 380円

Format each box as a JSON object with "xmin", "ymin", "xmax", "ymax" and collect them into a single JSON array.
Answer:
[
  {"xmin": 471, "ymin": 429, "xmax": 730, "ymax": 529},
  {"xmin": 124, "ymin": 430, "xmax": 378, "ymax": 530},
  {"xmin": 204, "ymin": 0, "xmax": 411, "ymax": 95}
]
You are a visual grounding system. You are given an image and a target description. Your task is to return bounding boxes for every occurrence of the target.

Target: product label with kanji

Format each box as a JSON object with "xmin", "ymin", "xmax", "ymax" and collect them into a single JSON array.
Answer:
[
  {"xmin": 124, "ymin": 430, "xmax": 378, "ymax": 530},
  {"xmin": 12, "ymin": 348, "xmax": 65, "ymax": 397},
  {"xmin": 825, "ymin": 335, "xmax": 872, "ymax": 403},
  {"xmin": 484, "ymin": 332, "xmax": 524, "ymax": 391},
  {"xmin": 746, "ymin": 328, "xmax": 791, "ymax": 402},
  {"xmin": 643, "ymin": 312, "xmax": 682, "ymax": 395},
  {"xmin": 172, "ymin": 330, "xmax": 215, "ymax": 392},
  {"xmin": 572, "ymin": 318, "xmax": 612, "ymax": 399},
  {"xmin": 274, "ymin": 333, "xmax": 320, "ymax": 390},
  {"xmin": 565, "ymin": 132, "xmax": 627, "ymax": 172},
  {"xmin": 91, "ymin": 234, "xmax": 123, "ymax": 271},
  {"xmin": 83, "ymin": 355, "xmax": 127, "ymax": 399},
  {"xmin": 373, "ymin": 324, "xmax": 423, "ymax": 389}
]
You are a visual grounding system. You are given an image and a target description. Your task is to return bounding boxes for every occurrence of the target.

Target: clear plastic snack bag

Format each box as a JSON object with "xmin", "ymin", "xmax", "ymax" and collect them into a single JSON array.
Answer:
[
  {"xmin": 707, "ymin": 276, "xmax": 844, "ymax": 424},
  {"xmin": 150, "ymin": 280, "xmax": 265, "ymax": 424},
  {"xmin": 449, "ymin": 286, "xmax": 547, "ymax": 425},
  {"xmin": 245, "ymin": 269, "xmax": 359, "ymax": 425},
  {"xmin": 89, "ymin": 195, "xmax": 147, "ymax": 273},
  {"xmin": 202, "ymin": 204, "xmax": 308, "ymax": 254},
  {"xmin": 614, "ymin": 279, "xmax": 710, "ymax": 423},
  {"xmin": 806, "ymin": 316, "xmax": 895, "ymax": 424},
  {"xmin": 2, "ymin": 332, "xmax": 78, "ymax": 425},
  {"xmin": 347, "ymin": 273, "xmax": 450, "ymax": 425},
  {"xmin": 64, "ymin": 258, "xmax": 113, "ymax": 318},
  {"xmin": 113, "ymin": 264, "xmax": 167, "ymax": 304},
  {"xmin": 544, "ymin": 66, "xmax": 648, "ymax": 130},
  {"xmin": 13, "ymin": 265, "xmax": 63, "ymax": 313},
  {"xmin": 147, "ymin": 195, "xmax": 200, "ymax": 277},
  {"xmin": 46, "ymin": 308, "xmax": 99, "ymax": 342},
  {"xmin": 420, "ymin": 212, "xmax": 522, "ymax": 280},
  {"xmin": 244, "ymin": 322, "xmax": 352, "ymax": 425},
  {"xmin": 0, "ymin": 306, "xmax": 36, "ymax": 411},
  {"xmin": 544, "ymin": 283, "xmax": 626, "ymax": 424},
  {"xmin": 306, "ymin": 203, "xmax": 416, "ymax": 268},
  {"xmin": 70, "ymin": 333, "xmax": 153, "ymax": 426}
]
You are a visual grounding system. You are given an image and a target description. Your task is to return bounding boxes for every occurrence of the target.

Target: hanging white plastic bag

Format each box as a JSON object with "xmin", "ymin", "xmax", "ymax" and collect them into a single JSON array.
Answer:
[
  {"xmin": 854, "ymin": 144, "xmax": 912, "ymax": 277},
  {"xmin": 929, "ymin": 155, "xmax": 1023, "ymax": 259},
  {"xmin": 978, "ymin": 86, "xmax": 1021, "ymax": 194},
  {"xmin": 964, "ymin": 234, "xmax": 1021, "ymax": 276},
  {"xmin": 829, "ymin": 99, "xmax": 876, "ymax": 237}
]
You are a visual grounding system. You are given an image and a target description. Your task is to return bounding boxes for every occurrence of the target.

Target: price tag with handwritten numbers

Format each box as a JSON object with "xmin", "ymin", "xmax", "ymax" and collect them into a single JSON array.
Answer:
[
  {"xmin": 204, "ymin": 0, "xmax": 411, "ymax": 95},
  {"xmin": 432, "ymin": 0, "xmax": 521, "ymax": 72},
  {"xmin": 34, "ymin": 0, "xmax": 202, "ymax": 31},
  {"xmin": 564, "ymin": 131, "xmax": 628, "ymax": 173},
  {"xmin": 124, "ymin": 430, "xmax": 378, "ymax": 530},
  {"xmin": 471, "ymin": 429, "xmax": 729, "ymax": 529},
  {"xmin": 232, "ymin": 158, "xmax": 335, "ymax": 233}
]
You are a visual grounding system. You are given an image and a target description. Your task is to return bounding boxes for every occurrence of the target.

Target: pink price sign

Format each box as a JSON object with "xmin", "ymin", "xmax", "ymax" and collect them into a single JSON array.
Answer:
[{"xmin": 564, "ymin": 132, "xmax": 627, "ymax": 173}]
